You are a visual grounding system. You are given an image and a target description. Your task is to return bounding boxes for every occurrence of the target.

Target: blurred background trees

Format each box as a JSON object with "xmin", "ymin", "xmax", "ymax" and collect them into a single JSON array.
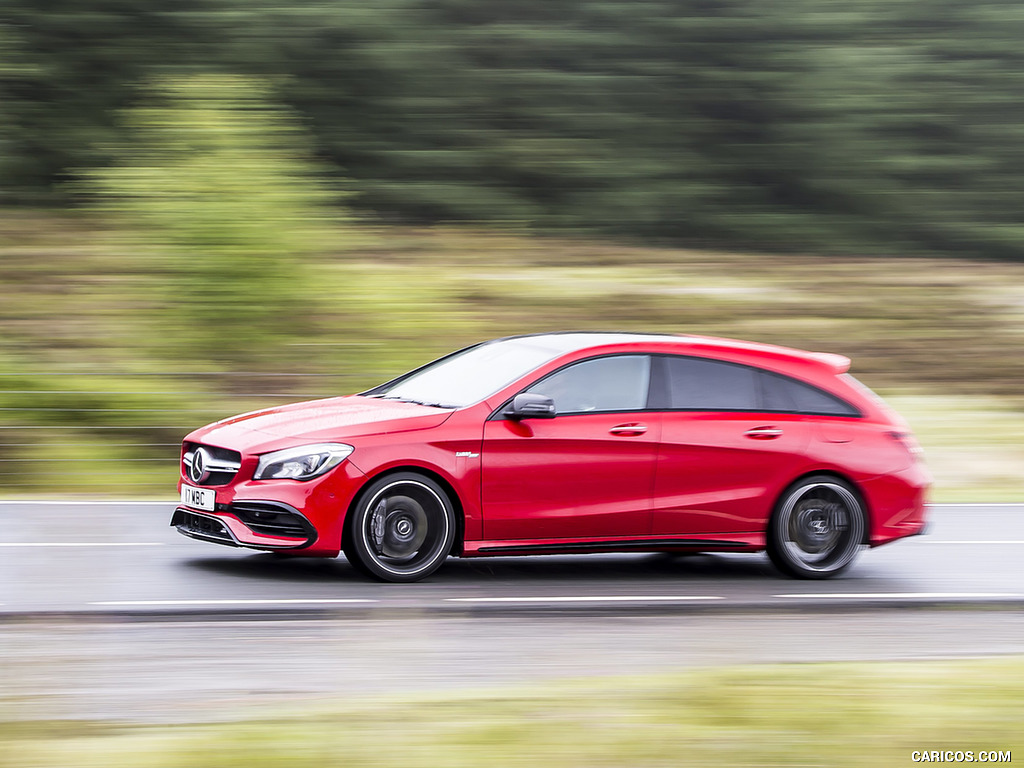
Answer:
[
  {"xmin": 84, "ymin": 74, "xmax": 344, "ymax": 362},
  {"xmin": 3, "ymin": 0, "xmax": 1024, "ymax": 495},
  {"xmin": 2, "ymin": 0, "xmax": 1024, "ymax": 259}
]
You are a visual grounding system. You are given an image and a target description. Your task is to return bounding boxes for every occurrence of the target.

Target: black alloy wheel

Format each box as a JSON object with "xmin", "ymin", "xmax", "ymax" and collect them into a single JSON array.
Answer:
[
  {"xmin": 767, "ymin": 475, "xmax": 866, "ymax": 579},
  {"xmin": 344, "ymin": 472, "xmax": 456, "ymax": 583}
]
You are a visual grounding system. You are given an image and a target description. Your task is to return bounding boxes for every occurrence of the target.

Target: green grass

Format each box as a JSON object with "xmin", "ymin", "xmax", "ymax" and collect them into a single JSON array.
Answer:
[
  {"xmin": 1, "ymin": 657, "xmax": 1021, "ymax": 767},
  {"xmin": 1, "ymin": 214, "xmax": 1023, "ymax": 498}
]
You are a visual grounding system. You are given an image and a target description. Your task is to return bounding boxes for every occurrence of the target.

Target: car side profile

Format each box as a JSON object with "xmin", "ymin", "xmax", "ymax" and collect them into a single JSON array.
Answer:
[{"xmin": 173, "ymin": 332, "xmax": 930, "ymax": 581}]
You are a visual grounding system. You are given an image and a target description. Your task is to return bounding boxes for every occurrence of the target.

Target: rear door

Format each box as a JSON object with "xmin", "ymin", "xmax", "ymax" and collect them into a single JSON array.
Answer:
[
  {"xmin": 650, "ymin": 356, "xmax": 814, "ymax": 536},
  {"xmin": 482, "ymin": 354, "xmax": 661, "ymax": 540}
]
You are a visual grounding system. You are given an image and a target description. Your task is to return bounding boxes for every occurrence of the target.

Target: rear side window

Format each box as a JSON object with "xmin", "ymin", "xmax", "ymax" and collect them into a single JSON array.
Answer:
[
  {"xmin": 759, "ymin": 371, "xmax": 860, "ymax": 416},
  {"xmin": 653, "ymin": 355, "xmax": 861, "ymax": 416},
  {"xmin": 661, "ymin": 356, "xmax": 759, "ymax": 410}
]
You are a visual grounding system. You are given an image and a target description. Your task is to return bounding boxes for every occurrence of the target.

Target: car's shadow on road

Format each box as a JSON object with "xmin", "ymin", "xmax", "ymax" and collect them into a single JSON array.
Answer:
[
  {"xmin": 444, "ymin": 552, "xmax": 781, "ymax": 582},
  {"xmin": 182, "ymin": 551, "xmax": 783, "ymax": 584},
  {"xmin": 184, "ymin": 554, "xmax": 355, "ymax": 582}
]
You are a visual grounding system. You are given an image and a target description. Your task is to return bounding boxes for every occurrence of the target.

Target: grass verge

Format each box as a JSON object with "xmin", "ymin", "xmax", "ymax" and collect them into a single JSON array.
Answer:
[
  {"xmin": 1, "ymin": 657, "xmax": 1021, "ymax": 767},
  {"xmin": 1, "ymin": 214, "xmax": 1023, "ymax": 498}
]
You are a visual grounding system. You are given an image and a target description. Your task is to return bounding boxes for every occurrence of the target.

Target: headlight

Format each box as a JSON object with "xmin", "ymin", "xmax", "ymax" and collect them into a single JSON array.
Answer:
[{"xmin": 254, "ymin": 443, "xmax": 354, "ymax": 481}]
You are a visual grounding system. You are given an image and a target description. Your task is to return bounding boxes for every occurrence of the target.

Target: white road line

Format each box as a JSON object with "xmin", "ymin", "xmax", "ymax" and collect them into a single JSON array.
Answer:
[
  {"xmin": 0, "ymin": 542, "xmax": 165, "ymax": 547},
  {"xmin": 0, "ymin": 500, "xmax": 1019, "ymax": 507},
  {"xmin": 927, "ymin": 503, "xmax": 1024, "ymax": 508},
  {"xmin": 774, "ymin": 592, "xmax": 1024, "ymax": 600},
  {"xmin": 0, "ymin": 500, "xmax": 174, "ymax": 505},
  {"xmin": 89, "ymin": 599, "xmax": 378, "ymax": 606},
  {"xmin": 922, "ymin": 540, "xmax": 1024, "ymax": 545},
  {"xmin": 446, "ymin": 595, "xmax": 725, "ymax": 603}
]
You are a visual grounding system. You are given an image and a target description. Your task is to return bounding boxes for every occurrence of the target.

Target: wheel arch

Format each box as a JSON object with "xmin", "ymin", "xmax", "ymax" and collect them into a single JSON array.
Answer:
[{"xmin": 342, "ymin": 465, "xmax": 466, "ymax": 555}]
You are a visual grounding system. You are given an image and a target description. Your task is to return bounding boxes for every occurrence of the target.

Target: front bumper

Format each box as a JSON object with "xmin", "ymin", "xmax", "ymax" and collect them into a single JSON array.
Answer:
[
  {"xmin": 171, "ymin": 501, "xmax": 317, "ymax": 551},
  {"xmin": 175, "ymin": 458, "xmax": 368, "ymax": 556}
]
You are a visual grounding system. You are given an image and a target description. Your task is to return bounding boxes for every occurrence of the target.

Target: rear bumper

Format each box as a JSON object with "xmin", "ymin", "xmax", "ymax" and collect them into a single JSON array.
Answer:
[{"xmin": 863, "ymin": 460, "xmax": 932, "ymax": 547}]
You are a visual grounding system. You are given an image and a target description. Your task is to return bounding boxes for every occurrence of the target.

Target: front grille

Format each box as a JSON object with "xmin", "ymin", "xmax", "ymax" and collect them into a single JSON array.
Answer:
[
  {"xmin": 172, "ymin": 508, "xmax": 235, "ymax": 544},
  {"xmin": 182, "ymin": 443, "xmax": 242, "ymax": 486},
  {"xmin": 230, "ymin": 501, "xmax": 315, "ymax": 540}
]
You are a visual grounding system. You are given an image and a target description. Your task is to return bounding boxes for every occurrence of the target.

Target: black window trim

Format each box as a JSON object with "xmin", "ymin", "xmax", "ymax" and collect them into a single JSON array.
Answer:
[
  {"xmin": 649, "ymin": 353, "xmax": 863, "ymax": 418},
  {"xmin": 488, "ymin": 353, "xmax": 658, "ymax": 420}
]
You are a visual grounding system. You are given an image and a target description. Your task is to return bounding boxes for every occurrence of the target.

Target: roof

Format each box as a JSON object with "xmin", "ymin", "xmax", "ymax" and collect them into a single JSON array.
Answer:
[{"xmin": 494, "ymin": 331, "xmax": 852, "ymax": 374}]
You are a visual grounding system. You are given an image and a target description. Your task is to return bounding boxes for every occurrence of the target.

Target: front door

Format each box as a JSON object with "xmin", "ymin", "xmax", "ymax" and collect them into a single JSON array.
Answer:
[{"xmin": 482, "ymin": 355, "xmax": 660, "ymax": 541}]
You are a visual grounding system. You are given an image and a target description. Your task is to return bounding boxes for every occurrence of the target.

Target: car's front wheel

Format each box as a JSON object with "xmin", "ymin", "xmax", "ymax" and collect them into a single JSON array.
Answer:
[
  {"xmin": 767, "ymin": 475, "xmax": 866, "ymax": 579},
  {"xmin": 344, "ymin": 472, "xmax": 456, "ymax": 583}
]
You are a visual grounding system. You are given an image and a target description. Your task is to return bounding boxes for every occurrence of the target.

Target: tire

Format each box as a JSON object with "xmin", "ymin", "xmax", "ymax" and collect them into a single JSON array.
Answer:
[
  {"xmin": 343, "ymin": 472, "xmax": 456, "ymax": 583},
  {"xmin": 767, "ymin": 475, "xmax": 866, "ymax": 579}
]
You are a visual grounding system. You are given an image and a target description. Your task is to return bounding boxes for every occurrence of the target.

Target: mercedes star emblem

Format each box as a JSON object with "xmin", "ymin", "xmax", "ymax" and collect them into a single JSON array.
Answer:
[{"xmin": 190, "ymin": 447, "xmax": 210, "ymax": 484}]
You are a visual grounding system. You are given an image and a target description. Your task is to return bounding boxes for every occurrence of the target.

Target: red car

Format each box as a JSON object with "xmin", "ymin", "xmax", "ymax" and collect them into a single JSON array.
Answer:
[{"xmin": 173, "ymin": 332, "xmax": 930, "ymax": 581}]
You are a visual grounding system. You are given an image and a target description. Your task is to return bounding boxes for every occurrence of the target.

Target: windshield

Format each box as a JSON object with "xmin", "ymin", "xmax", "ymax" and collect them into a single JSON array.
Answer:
[{"xmin": 369, "ymin": 338, "xmax": 574, "ymax": 408}]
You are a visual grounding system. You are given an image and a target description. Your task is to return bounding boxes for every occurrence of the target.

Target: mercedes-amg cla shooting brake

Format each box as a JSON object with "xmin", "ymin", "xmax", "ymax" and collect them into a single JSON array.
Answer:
[{"xmin": 173, "ymin": 332, "xmax": 930, "ymax": 581}]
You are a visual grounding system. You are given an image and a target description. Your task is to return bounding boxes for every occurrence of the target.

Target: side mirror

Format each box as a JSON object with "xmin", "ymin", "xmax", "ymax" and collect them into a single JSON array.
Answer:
[{"xmin": 504, "ymin": 393, "xmax": 556, "ymax": 420}]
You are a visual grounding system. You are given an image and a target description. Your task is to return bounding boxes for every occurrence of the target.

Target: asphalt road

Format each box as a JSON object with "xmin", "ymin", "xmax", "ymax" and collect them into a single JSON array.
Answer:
[
  {"xmin": 1, "ymin": 502, "xmax": 1022, "ymax": 722},
  {"xmin": 0, "ymin": 502, "xmax": 1021, "ymax": 615}
]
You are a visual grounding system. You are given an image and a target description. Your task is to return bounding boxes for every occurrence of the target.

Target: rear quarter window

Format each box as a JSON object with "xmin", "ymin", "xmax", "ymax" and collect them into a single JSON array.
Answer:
[{"xmin": 759, "ymin": 371, "xmax": 860, "ymax": 417}]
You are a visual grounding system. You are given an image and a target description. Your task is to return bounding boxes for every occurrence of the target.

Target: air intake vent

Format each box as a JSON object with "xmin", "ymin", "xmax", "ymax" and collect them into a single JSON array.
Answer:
[{"xmin": 231, "ymin": 501, "xmax": 315, "ymax": 540}]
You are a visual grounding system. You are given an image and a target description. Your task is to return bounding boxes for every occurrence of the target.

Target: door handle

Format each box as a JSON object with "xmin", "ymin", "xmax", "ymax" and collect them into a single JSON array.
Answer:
[
  {"xmin": 610, "ymin": 423, "xmax": 648, "ymax": 436},
  {"xmin": 745, "ymin": 426, "xmax": 783, "ymax": 439}
]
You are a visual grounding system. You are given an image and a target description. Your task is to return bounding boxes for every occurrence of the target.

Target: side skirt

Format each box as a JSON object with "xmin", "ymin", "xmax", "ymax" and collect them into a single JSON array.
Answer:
[{"xmin": 467, "ymin": 536, "xmax": 761, "ymax": 557}]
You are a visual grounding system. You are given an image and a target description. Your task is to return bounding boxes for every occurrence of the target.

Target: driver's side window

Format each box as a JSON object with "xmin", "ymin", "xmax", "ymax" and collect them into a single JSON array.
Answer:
[{"xmin": 525, "ymin": 355, "xmax": 651, "ymax": 414}]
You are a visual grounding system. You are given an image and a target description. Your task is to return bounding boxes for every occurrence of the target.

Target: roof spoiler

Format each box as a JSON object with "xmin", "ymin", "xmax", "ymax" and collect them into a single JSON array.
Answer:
[
  {"xmin": 810, "ymin": 352, "xmax": 851, "ymax": 373},
  {"xmin": 681, "ymin": 334, "xmax": 853, "ymax": 374}
]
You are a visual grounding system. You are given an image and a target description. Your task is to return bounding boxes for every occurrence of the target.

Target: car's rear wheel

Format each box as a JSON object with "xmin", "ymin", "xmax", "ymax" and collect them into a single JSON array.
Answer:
[
  {"xmin": 344, "ymin": 472, "xmax": 456, "ymax": 583},
  {"xmin": 767, "ymin": 475, "xmax": 865, "ymax": 579}
]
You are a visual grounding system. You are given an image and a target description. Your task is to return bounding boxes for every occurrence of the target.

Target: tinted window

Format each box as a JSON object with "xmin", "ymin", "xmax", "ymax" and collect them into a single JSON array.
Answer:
[
  {"xmin": 760, "ymin": 371, "xmax": 859, "ymax": 416},
  {"xmin": 663, "ymin": 356, "xmax": 759, "ymax": 410},
  {"xmin": 526, "ymin": 355, "xmax": 651, "ymax": 414},
  {"xmin": 760, "ymin": 371, "xmax": 797, "ymax": 412}
]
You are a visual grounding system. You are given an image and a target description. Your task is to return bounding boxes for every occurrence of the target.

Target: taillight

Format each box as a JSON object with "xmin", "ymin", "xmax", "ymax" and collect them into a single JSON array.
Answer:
[{"xmin": 887, "ymin": 430, "xmax": 924, "ymax": 457}]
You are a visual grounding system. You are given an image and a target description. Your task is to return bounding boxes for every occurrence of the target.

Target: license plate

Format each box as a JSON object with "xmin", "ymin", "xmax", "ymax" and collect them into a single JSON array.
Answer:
[{"xmin": 181, "ymin": 484, "xmax": 215, "ymax": 511}]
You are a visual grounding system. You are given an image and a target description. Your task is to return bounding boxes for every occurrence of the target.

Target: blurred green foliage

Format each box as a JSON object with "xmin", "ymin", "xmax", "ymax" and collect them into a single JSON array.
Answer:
[
  {"xmin": 84, "ymin": 75, "xmax": 346, "ymax": 361},
  {"xmin": 2, "ymin": 214, "xmax": 1024, "ymax": 496},
  {"xmin": 2, "ymin": 1, "xmax": 1024, "ymax": 495},
  {"xmin": 0, "ymin": 0, "xmax": 216, "ymax": 204},
  {"xmin": 3, "ymin": 0, "xmax": 1024, "ymax": 257}
]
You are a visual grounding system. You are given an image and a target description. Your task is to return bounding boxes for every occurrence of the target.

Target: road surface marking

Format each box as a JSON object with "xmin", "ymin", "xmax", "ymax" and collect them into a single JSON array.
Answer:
[
  {"xmin": 90, "ymin": 599, "xmax": 378, "ymax": 606},
  {"xmin": 774, "ymin": 592, "xmax": 1024, "ymax": 599},
  {"xmin": 446, "ymin": 595, "xmax": 725, "ymax": 603},
  {"xmin": 927, "ymin": 503, "xmax": 1024, "ymax": 508},
  {"xmin": 0, "ymin": 500, "xmax": 173, "ymax": 505},
  {"xmin": 23, "ymin": 500, "xmax": 1018, "ymax": 506},
  {"xmin": 1, "ymin": 499, "xmax": 1017, "ymax": 507},
  {"xmin": 0, "ymin": 542, "xmax": 165, "ymax": 547},
  {"xmin": 923, "ymin": 540, "xmax": 1024, "ymax": 544}
]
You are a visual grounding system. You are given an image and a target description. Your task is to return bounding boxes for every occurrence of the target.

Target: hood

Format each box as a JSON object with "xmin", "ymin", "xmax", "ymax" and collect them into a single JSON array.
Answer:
[{"xmin": 187, "ymin": 395, "xmax": 454, "ymax": 452}]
